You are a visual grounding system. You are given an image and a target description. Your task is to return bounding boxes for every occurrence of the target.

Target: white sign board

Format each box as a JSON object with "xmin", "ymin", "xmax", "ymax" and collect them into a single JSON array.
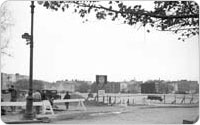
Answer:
[{"xmin": 98, "ymin": 90, "xmax": 105, "ymax": 96}]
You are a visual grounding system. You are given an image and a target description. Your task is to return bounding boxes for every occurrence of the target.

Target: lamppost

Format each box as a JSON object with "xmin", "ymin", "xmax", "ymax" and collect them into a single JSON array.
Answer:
[{"xmin": 22, "ymin": 1, "xmax": 35, "ymax": 119}]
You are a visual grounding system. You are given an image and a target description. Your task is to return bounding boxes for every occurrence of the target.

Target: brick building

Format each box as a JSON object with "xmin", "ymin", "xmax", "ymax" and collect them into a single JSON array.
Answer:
[
  {"xmin": 127, "ymin": 81, "xmax": 142, "ymax": 93},
  {"xmin": 91, "ymin": 82, "xmax": 120, "ymax": 93},
  {"xmin": 177, "ymin": 80, "xmax": 199, "ymax": 94},
  {"xmin": 141, "ymin": 81, "xmax": 159, "ymax": 94}
]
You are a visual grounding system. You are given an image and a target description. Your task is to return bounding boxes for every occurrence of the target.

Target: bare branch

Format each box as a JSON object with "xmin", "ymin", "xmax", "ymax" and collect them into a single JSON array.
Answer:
[{"xmin": 1, "ymin": 51, "xmax": 12, "ymax": 57}]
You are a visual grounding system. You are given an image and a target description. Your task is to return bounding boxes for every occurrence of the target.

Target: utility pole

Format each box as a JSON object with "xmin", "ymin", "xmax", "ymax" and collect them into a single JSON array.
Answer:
[{"xmin": 22, "ymin": 1, "xmax": 35, "ymax": 119}]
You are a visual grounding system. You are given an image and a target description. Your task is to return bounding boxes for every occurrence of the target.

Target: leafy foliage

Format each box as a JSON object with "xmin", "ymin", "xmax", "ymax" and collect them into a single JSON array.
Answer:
[
  {"xmin": 14, "ymin": 79, "xmax": 45, "ymax": 90},
  {"xmin": 38, "ymin": 1, "xmax": 199, "ymax": 41},
  {"xmin": 0, "ymin": 3, "xmax": 13, "ymax": 57}
]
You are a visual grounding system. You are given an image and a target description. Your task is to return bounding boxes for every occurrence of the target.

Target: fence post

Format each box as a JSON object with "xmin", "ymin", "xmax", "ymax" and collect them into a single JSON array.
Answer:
[
  {"xmin": 164, "ymin": 94, "xmax": 165, "ymax": 104},
  {"xmin": 109, "ymin": 96, "xmax": 111, "ymax": 105},
  {"xmin": 127, "ymin": 99, "xmax": 129, "ymax": 106},
  {"xmin": 175, "ymin": 94, "xmax": 176, "ymax": 104},
  {"xmin": 190, "ymin": 94, "xmax": 193, "ymax": 104}
]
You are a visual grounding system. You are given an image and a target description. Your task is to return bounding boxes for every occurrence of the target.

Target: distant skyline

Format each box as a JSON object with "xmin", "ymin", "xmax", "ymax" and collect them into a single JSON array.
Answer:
[{"xmin": 1, "ymin": 1, "xmax": 199, "ymax": 83}]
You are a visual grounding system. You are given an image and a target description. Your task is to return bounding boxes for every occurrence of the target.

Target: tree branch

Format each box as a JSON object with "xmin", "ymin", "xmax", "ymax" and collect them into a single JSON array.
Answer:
[
  {"xmin": 157, "ymin": 27, "xmax": 199, "ymax": 32},
  {"xmin": 1, "ymin": 51, "xmax": 12, "ymax": 57},
  {"xmin": 70, "ymin": 1, "xmax": 199, "ymax": 19}
]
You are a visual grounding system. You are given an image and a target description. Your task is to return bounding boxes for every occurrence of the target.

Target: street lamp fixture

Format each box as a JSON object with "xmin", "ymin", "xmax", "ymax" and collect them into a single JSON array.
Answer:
[
  {"xmin": 21, "ymin": 1, "xmax": 35, "ymax": 120},
  {"xmin": 22, "ymin": 33, "xmax": 31, "ymax": 45}
]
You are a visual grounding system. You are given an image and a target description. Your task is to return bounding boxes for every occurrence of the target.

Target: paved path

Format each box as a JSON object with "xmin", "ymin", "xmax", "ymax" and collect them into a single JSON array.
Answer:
[
  {"xmin": 1, "ymin": 105, "xmax": 199, "ymax": 124},
  {"xmin": 52, "ymin": 106, "xmax": 199, "ymax": 124},
  {"xmin": 1, "ymin": 105, "xmax": 125, "ymax": 122}
]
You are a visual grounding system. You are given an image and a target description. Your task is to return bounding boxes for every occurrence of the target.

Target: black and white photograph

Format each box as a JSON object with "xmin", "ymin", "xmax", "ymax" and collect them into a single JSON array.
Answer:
[{"xmin": 0, "ymin": 0, "xmax": 199, "ymax": 124}]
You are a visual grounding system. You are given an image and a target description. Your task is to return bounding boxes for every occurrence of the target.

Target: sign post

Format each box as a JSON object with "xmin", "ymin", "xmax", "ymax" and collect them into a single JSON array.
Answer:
[{"xmin": 96, "ymin": 75, "xmax": 107, "ymax": 102}]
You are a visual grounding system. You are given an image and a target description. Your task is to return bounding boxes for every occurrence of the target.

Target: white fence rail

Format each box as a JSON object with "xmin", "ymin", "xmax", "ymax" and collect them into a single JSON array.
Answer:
[{"xmin": 86, "ymin": 93, "xmax": 199, "ymax": 105}]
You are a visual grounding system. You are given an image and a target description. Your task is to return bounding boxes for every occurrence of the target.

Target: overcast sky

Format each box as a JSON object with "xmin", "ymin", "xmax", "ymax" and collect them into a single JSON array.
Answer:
[{"xmin": 1, "ymin": 1, "xmax": 199, "ymax": 82}]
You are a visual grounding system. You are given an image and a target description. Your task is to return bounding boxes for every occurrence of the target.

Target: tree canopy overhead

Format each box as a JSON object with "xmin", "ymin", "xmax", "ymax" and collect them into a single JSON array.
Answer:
[
  {"xmin": 38, "ymin": 1, "xmax": 199, "ymax": 41},
  {"xmin": 0, "ymin": 3, "xmax": 13, "ymax": 57}
]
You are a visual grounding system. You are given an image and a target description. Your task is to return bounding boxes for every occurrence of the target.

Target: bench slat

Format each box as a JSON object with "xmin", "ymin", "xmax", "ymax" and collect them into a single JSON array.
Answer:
[
  {"xmin": 54, "ymin": 99, "xmax": 85, "ymax": 103},
  {"xmin": 1, "ymin": 99, "xmax": 85, "ymax": 106},
  {"xmin": 1, "ymin": 102, "xmax": 43, "ymax": 106}
]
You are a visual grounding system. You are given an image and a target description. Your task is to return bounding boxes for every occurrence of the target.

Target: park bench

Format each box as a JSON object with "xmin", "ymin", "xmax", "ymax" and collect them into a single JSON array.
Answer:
[
  {"xmin": 1, "ymin": 100, "xmax": 54, "ymax": 115},
  {"xmin": 1, "ymin": 101, "xmax": 42, "ymax": 107},
  {"xmin": 53, "ymin": 99, "xmax": 86, "ymax": 111},
  {"xmin": 1, "ymin": 99, "xmax": 86, "ymax": 115}
]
